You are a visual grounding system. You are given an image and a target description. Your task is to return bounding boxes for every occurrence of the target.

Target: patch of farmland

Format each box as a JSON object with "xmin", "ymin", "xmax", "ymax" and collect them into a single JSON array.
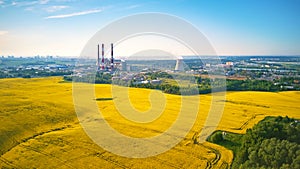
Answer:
[{"xmin": 1, "ymin": 77, "xmax": 300, "ymax": 168}]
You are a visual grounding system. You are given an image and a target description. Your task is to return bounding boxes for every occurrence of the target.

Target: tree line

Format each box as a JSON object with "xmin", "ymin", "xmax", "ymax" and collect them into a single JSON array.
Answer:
[
  {"xmin": 1, "ymin": 69, "xmax": 72, "ymax": 78},
  {"xmin": 237, "ymin": 116, "xmax": 300, "ymax": 169},
  {"xmin": 65, "ymin": 72, "xmax": 299, "ymax": 95},
  {"xmin": 208, "ymin": 116, "xmax": 300, "ymax": 169}
]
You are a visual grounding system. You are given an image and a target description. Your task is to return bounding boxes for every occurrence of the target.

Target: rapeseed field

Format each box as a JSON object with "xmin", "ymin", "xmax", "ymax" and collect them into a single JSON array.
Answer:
[{"xmin": 1, "ymin": 77, "xmax": 299, "ymax": 168}]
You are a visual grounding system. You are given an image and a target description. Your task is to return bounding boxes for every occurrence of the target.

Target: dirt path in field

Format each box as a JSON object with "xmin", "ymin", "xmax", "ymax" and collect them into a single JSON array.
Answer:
[
  {"xmin": 231, "ymin": 114, "xmax": 264, "ymax": 130},
  {"xmin": 0, "ymin": 125, "xmax": 76, "ymax": 168},
  {"xmin": 192, "ymin": 131, "xmax": 230, "ymax": 169},
  {"xmin": 1, "ymin": 125, "xmax": 71, "ymax": 156},
  {"xmin": 0, "ymin": 156, "xmax": 23, "ymax": 169},
  {"xmin": 0, "ymin": 125, "xmax": 128, "ymax": 169},
  {"xmin": 202, "ymin": 145, "xmax": 221, "ymax": 169},
  {"xmin": 1, "ymin": 121, "xmax": 226, "ymax": 169}
]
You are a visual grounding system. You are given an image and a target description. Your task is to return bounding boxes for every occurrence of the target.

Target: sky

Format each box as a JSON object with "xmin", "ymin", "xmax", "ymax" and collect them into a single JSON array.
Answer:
[{"xmin": 0, "ymin": 0, "xmax": 300, "ymax": 57}]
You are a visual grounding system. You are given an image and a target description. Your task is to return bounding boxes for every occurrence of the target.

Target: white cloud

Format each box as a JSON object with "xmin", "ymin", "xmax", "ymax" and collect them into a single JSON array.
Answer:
[
  {"xmin": 126, "ymin": 4, "xmax": 141, "ymax": 10},
  {"xmin": 45, "ymin": 5, "xmax": 69, "ymax": 12},
  {"xmin": 0, "ymin": 1, "xmax": 4, "ymax": 5},
  {"xmin": 11, "ymin": 1, "xmax": 17, "ymax": 6},
  {"xmin": 39, "ymin": 0, "xmax": 49, "ymax": 5},
  {"xmin": 11, "ymin": 1, "xmax": 36, "ymax": 7},
  {"xmin": 10, "ymin": 0, "xmax": 49, "ymax": 7},
  {"xmin": 0, "ymin": 31, "xmax": 8, "ymax": 35},
  {"xmin": 45, "ymin": 9, "xmax": 102, "ymax": 19}
]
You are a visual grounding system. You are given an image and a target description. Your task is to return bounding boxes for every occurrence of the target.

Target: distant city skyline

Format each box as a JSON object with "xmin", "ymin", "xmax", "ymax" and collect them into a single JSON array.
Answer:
[{"xmin": 0, "ymin": 0, "xmax": 300, "ymax": 57}]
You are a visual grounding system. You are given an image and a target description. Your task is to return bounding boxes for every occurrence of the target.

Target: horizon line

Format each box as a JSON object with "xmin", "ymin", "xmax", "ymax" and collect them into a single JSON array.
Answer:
[{"xmin": 1, "ymin": 55, "xmax": 300, "ymax": 58}]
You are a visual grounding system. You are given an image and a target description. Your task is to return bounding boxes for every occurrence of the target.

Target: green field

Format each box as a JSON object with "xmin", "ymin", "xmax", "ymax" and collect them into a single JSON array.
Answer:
[{"xmin": 1, "ymin": 77, "xmax": 300, "ymax": 168}]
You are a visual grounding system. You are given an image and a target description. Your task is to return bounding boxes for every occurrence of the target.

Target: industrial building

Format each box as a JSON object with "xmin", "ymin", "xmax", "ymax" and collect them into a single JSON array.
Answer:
[
  {"xmin": 96, "ymin": 43, "xmax": 125, "ymax": 72},
  {"xmin": 96, "ymin": 43, "xmax": 115, "ymax": 72},
  {"xmin": 175, "ymin": 59, "xmax": 184, "ymax": 71}
]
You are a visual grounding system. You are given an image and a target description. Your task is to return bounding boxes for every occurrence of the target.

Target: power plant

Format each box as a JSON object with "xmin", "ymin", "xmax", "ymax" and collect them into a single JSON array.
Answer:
[
  {"xmin": 96, "ymin": 44, "xmax": 183, "ymax": 73},
  {"xmin": 97, "ymin": 43, "xmax": 116, "ymax": 72}
]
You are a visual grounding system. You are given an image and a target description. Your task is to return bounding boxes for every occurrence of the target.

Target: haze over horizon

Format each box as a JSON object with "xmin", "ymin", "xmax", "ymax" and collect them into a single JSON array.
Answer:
[{"xmin": 1, "ymin": 0, "xmax": 300, "ymax": 57}]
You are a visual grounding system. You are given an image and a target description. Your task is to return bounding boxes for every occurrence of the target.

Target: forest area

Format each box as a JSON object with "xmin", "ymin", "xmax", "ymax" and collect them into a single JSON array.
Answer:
[{"xmin": 208, "ymin": 116, "xmax": 300, "ymax": 169}]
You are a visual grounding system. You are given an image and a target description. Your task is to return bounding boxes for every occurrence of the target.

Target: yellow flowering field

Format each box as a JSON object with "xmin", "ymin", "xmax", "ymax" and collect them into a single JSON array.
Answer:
[{"xmin": 0, "ymin": 77, "xmax": 299, "ymax": 168}]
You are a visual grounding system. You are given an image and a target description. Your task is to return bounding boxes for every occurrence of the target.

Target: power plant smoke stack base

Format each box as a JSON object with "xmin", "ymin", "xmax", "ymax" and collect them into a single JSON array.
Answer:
[
  {"xmin": 97, "ymin": 44, "xmax": 100, "ymax": 70},
  {"xmin": 96, "ymin": 43, "xmax": 114, "ymax": 72},
  {"xmin": 111, "ymin": 43, "xmax": 114, "ymax": 70},
  {"xmin": 101, "ymin": 44, "xmax": 105, "ymax": 70}
]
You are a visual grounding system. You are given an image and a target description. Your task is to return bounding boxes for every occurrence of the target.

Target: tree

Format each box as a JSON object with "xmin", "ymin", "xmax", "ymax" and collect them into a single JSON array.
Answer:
[{"xmin": 210, "ymin": 132, "xmax": 223, "ymax": 143}]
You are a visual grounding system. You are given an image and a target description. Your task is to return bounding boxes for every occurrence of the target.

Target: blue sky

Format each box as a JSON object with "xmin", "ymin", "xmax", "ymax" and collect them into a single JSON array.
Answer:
[{"xmin": 0, "ymin": 0, "xmax": 299, "ymax": 56}]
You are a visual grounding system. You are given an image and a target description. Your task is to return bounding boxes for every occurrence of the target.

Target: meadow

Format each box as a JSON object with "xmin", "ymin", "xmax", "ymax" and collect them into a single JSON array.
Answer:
[{"xmin": 0, "ymin": 77, "xmax": 299, "ymax": 168}]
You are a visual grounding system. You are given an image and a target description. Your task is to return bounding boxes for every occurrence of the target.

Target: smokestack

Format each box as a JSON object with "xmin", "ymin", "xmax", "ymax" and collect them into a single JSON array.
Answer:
[
  {"xmin": 101, "ymin": 43, "xmax": 105, "ymax": 70},
  {"xmin": 97, "ymin": 44, "xmax": 100, "ymax": 70},
  {"xmin": 111, "ymin": 43, "xmax": 114, "ymax": 70}
]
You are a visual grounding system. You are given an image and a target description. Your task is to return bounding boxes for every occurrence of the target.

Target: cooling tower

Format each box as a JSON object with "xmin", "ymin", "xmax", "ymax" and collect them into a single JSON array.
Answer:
[{"xmin": 175, "ymin": 59, "xmax": 184, "ymax": 71}]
